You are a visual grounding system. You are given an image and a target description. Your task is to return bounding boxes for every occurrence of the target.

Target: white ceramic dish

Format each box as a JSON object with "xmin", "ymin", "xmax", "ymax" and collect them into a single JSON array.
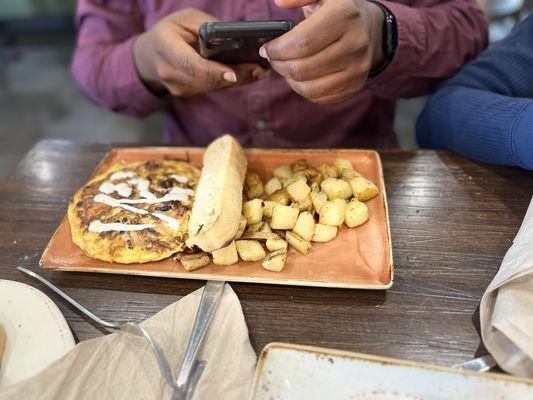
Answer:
[
  {"xmin": 0, "ymin": 279, "xmax": 75, "ymax": 388},
  {"xmin": 251, "ymin": 343, "xmax": 533, "ymax": 400}
]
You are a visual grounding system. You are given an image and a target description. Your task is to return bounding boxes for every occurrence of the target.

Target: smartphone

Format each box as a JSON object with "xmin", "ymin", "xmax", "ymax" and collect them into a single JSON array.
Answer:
[{"xmin": 199, "ymin": 20, "xmax": 294, "ymax": 67}]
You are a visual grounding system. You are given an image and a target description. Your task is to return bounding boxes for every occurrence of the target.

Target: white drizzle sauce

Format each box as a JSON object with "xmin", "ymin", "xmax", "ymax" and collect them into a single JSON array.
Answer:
[
  {"xmin": 171, "ymin": 174, "xmax": 189, "ymax": 184},
  {"xmin": 90, "ymin": 172, "xmax": 194, "ymax": 233},
  {"xmin": 110, "ymin": 170, "xmax": 136, "ymax": 181},
  {"xmin": 89, "ymin": 220, "xmax": 154, "ymax": 233},
  {"xmin": 99, "ymin": 181, "xmax": 132, "ymax": 198}
]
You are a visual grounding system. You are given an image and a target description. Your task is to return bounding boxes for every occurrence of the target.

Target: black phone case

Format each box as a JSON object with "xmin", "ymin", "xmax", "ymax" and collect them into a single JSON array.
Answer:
[{"xmin": 199, "ymin": 20, "xmax": 294, "ymax": 66}]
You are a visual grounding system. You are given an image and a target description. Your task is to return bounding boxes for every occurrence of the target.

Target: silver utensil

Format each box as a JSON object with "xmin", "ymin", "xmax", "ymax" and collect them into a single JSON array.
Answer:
[
  {"xmin": 173, "ymin": 280, "xmax": 225, "ymax": 400},
  {"xmin": 453, "ymin": 354, "xmax": 497, "ymax": 372},
  {"xmin": 16, "ymin": 267, "xmax": 175, "ymax": 388}
]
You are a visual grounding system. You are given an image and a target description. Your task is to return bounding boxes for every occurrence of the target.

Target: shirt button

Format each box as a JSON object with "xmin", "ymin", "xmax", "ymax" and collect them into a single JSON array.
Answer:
[{"xmin": 255, "ymin": 119, "xmax": 267, "ymax": 130}]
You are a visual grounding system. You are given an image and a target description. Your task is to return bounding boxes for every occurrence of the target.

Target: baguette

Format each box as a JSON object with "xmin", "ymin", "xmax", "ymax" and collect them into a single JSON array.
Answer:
[
  {"xmin": 186, "ymin": 135, "xmax": 247, "ymax": 252},
  {"xmin": 0, "ymin": 324, "xmax": 5, "ymax": 366}
]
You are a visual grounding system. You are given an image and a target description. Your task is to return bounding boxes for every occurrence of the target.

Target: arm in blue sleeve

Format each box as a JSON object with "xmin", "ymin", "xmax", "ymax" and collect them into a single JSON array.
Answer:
[{"xmin": 416, "ymin": 14, "xmax": 533, "ymax": 170}]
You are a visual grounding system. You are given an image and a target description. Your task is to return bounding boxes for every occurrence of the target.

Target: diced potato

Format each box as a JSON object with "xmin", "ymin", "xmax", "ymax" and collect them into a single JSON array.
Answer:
[
  {"xmin": 317, "ymin": 163, "xmax": 338, "ymax": 178},
  {"xmin": 310, "ymin": 182, "xmax": 320, "ymax": 193},
  {"xmin": 181, "ymin": 253, "xmax": 210, "ymax": 271},
  {"xmin": 300, "ymin": 168, "xmax": 323, "ymax": 186},
  {"xmin": 262, "ymin": 200, "xmax": 277, "ymax": 218},
  {"xmin": 266, "ymin": 189, "xmax": 291, "ymax": 206},
  {"xmin": 212, "ymin": 241, "xmax": 238, "ymax": 266},
  {"xmin": 312, "ymin": 224, "xmax": 338, "ymax": 242},
  {"xmin": 286, "ymin": 179, "xmax": 311, "ymax": 203},
  {"xmin": 293, "ymin": 211, "xmax": 315, "ymax": 241},
  {"xmin": 270, "ymin": 204, "xmax": 299, "ymax": 230},
  {"xmin": 236, "ymin": 240, "xmax": 266, "ymax": 261},
  {"xmin": 290, "ymin": 159, "xmax": 309, "ymax": 174},
  {"xmin": 282, "ymin": 175, "xmax": 306, "ymax": 189},
  {"xmin": 243, "ymin": 199, "xmax": 263, "ymax": 225},
  {"xmin": 286, "ymin": 231, "xmax": 312, "ymax": 254},
  {"xmin": 264, "ymin": 177, "xmax": 282, "ymax": 196},
  {"xmin": 348, "ymin": 177, "xmax": 379, "ymax": 201},
  {"xmin": 262, "ymin": 250, "xmax": 287, "ymax": 272},
  {"xmin": 260, "ymin": 222, "xmax": 272, "ymax": 233},
  {"xmin": 266, "ymin": 238, "xmax": 288, "ymax": 252},
  {"xmin": 332, "ymin": 158, "xmax": 353, "ymax": 175},
  {"xmin": 273, "ymin": 164, "xmax": 293, "ymax": 180},
  {"xmin": 319, "ymin": 199, "xmax": 346, "ymax": 226},
  {"xmin": 310, "ymin": 191, "xmax": 328, "ymax": 213},
  {"xmin": 241, "ymin": 232, "xmax": 279, "ymax": 241},
  {"xmin": 235, "ymin": 215, "xmax": 247, "ymax": 239},
  {"xmin": 340, "ymin": 168, "xmax": 361, "ymax": 180},
  {"xmin": 245, "ymin": 221, "xmax": 267, "ymax": 234},
  {"xmin": 244, "ymin": 172, "xmax": 264, "ymax": 199},
  {"xmin": 292, "ymin": 196, "xmax": 312, "ymax": 212},
  {"xmin": 321, "ymin": 177, "xmax": 352, "ymax": 200},
  {"xmin": 345, "ymin": 199, "xmax": 369, "ymax": 228}
]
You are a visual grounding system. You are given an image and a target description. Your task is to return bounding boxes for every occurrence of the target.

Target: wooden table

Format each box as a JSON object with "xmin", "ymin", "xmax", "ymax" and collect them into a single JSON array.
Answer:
[{"xmin": 1, "ymin": 140, "xmax": 532, "ymax": 368}]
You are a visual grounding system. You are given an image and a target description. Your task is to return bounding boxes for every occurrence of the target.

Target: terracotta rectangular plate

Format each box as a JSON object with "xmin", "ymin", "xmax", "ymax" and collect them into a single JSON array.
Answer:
[{"xmin": 40, "ymin": 147, "xmax": 393, "ymax": 289}]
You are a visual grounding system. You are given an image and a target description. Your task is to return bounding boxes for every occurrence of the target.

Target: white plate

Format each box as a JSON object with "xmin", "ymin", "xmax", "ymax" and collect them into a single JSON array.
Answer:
[
  {"xmin": 251, "ymin": 343, "xmax": 533, "ymax": 400},
  {"xmin": 0, "ymin": 279, "xmax": 75, "ymax": 388}
]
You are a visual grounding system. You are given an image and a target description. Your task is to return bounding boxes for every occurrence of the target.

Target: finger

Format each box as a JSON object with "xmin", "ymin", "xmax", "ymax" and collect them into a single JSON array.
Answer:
[
  {"xmin": 262, "ymin": 7, "xmax": 344, "ymax": 61},
  {"xmin": 269, "ymin": 38, "xmax": 356, "ymax": 82},
  {"xmin": 274, "ymin": 0, "xmax": 317, "ymax": 8},
  {"xmin": 170, "ymin": 8, "xmax": 219, "ymax": 33},
  {"xmin": 286, "ymin": 69, "xmax": 365, "ymax": 102}
]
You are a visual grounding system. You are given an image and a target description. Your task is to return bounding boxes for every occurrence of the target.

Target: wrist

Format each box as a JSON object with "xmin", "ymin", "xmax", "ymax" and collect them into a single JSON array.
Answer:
[{"xmin": 367, "ymin": 1, "xmax": 398, "ymax": 78}]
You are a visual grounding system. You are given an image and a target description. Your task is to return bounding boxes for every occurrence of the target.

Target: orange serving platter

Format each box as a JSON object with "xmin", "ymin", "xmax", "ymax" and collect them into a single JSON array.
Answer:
[{"xmin": 40, "ymin": 147, "xmax": 393, "ymax": 289}]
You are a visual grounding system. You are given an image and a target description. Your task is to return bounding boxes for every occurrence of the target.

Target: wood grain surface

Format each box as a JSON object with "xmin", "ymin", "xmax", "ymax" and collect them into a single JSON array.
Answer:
[{"xmin": 1, "ymin": 140, "xmax": 532, "ymax": 368}]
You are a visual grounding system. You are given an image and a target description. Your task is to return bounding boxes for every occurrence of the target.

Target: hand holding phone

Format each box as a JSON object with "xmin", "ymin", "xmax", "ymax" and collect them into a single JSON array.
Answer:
[{"xmin": 199, "ymin": 20, "xmax": 294, "ymax": 67}]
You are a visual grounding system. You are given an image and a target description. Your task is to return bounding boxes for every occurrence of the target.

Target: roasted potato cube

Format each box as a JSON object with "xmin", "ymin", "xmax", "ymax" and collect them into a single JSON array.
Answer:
[
  {"xmin": 264, "ymin": 177, "xmax": 283, "ymax": 196},
  {"xmin": 266, "ymin": 238, "xmax": 288, "ymax": 252},
  {"xmin": 310, "ymin": 191, "xmax": 328, "ymax": 213},
  {"xmin": 244, "ymin": 172, "xmax": 264, "ymax": 199},
  {"xmin": 286, "ymin": 231, "xmax": 312, "ymax": 254},
  {"xmin": 243, "ymin": 199, "xmax": 263, "ymax": 225},
  {"xmin": 300, "ymin": 168, "xmax": 323, "ymax": 186},
  {"xmin": 290, "ymin": 158, "xmax": 309, "ymax": 174},
  {"xmin": 245, "ymin": 221, "xmax": 267, "ymax": 234},
  {"xmin": 286, "ymin": 179, "xmax": 311, "ymax": 203},
  {"xmin": 260, "ymin": 222, "xmax": 272, "ymax": 233},
  {"xmin": 241, "ymin": 232, "xmax": 279, "ymax": 241},
  {"xmin": 212, "ymin": 241, "xmax": 238, "ymax": 266},
  {"xmin": 310, "ymin": 182, "xmax": 320, "ymax": 192},
  {"xmin": 262, "ymin": 250, "xmax": 287, "ymax": 272},
  {"xmin": 282, "ymin": 174, "xmax": 307, "ymax": 189},
  {"xmin": 345, "ymin": 199, "xmax": 369, "ymax": 227},
  {"xmin": 266, "ymin": 189, "xmax": 291, "ymax": 206},
  {"xmin": 236, "ymin": 240, "xmax": 266, "ymax": 261},
  {"xmin": 235, "ymin": 215, "xmax": 247, "ymax": 239},
  {"xmin": 262, "ymin": 200, "xmax": 277, "ymax": 218},
  {"xmin": 273, "ymin": 164, "xmax": 293, "ymax": 180},
  {"xmin": 340, "ymin": 168, "xmax": 361, "ymax": 180},
  {"xmin": 270, "ymin": 204, "xmax": 299, "ymax": 230},
  {"xmin": 293, "ymin": 211, "xmax": 315, "ymax": 241},
  {"xmin": 332, "ymin": 158, "xmax": 353, "ymax": 174},
  {"xmin": 348, "ymin": 177, "xmax": 379, "ymax": 201},
  {"xmin": 181, "ymin": 253, "xmax": 210, "ymax": 271},
  {"xmin": 321, "ymin": 177, "xmax": 352, "ymax": 200},
  {"xmin": 292, "ymin": 196, "xmax": 312, "ymax": 212},
  {"xmin": 312, "ymin": 224, "xmax": 338, "ymax": 242},
  {"xmin": 317, "ymin": 163, "xmax": 338, "ymax": 178},
  {"xmin": 319, "ymin": 199, "xmax": 346, "ymax": 226}
]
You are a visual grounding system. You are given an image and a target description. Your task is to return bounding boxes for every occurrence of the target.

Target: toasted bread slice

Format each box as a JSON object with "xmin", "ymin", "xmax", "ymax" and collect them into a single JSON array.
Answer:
[{"xmin": 186, "ymin": 135, "xmax": 247, "ymax": 252}]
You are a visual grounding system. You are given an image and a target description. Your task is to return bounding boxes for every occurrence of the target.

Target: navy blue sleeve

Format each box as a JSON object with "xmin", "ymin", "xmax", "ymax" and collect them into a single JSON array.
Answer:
[{"xmin": 416, "ymin": 14, "xmax": 533, "ymax": 170}]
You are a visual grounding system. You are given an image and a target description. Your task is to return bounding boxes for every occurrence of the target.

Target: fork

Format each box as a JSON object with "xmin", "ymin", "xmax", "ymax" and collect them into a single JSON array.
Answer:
[{"xmin": 16, "ymin": 266, "xmax": 198, "ymax": 397}]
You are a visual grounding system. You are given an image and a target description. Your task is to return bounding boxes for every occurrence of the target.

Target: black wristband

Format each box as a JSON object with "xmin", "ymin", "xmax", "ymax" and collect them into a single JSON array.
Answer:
[{"xmin": 368, "ymin": 1, "xmax": 398, "ymax": 78}]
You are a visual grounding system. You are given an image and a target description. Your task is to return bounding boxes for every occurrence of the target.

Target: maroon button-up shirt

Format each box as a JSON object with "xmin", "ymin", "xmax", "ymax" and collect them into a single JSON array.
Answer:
[{"xmin": 71, "ymin": 0, "xmax": 487, "ymax": 148}]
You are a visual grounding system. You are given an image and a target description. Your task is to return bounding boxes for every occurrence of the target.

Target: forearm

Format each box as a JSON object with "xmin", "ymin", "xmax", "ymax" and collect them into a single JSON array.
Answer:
[
  {"xmin": 366, "ymin": 0, "xmax": 488, "ymax": 100},
  {"xmin": 417, "ymin": 86, "xmax": 533, "ymax": 169}
]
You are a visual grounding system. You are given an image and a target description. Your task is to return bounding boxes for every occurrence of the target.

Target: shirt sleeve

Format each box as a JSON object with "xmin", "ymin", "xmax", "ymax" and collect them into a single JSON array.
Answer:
[
  {"xmin": 366, "ymin": 0, "xmax": 488, "ymax": 100},
  {"xmin": 71, "ymin": 0, "xmax": 169, "ymax": 118},
  {"xmin": 416, "ymin": 15, "xmax": 533, "ymax": 170}
]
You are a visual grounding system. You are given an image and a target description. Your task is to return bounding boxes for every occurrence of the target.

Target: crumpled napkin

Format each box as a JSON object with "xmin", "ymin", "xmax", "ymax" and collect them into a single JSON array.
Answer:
[
  {"xmin": 0, "ymin": 284, "xmax": 257, "ymax": 399},
  {"xmin": 481, "ymin": 197, "xmax": 533, "ymax": 377}
]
